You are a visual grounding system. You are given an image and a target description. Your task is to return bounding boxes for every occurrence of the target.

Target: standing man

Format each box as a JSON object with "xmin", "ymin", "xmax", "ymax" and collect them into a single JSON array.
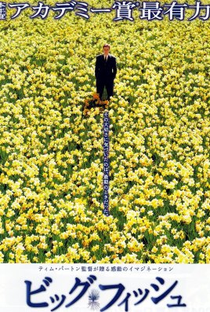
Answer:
[{"xmin": 95, "ymin": 43, "xmax": 117, "ymax": 101}]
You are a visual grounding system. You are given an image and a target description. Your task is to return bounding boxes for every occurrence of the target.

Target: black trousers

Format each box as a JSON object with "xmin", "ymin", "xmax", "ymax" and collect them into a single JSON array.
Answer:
[{"xmin": 96, "ymin": 77, "xmax": 114, "ymax": 100}]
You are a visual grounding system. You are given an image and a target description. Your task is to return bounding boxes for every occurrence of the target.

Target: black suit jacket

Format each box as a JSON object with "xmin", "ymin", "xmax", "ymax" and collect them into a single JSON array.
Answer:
[{"xmin": 95, "ymin": 54, "xmax": 117, "ymax": 81}]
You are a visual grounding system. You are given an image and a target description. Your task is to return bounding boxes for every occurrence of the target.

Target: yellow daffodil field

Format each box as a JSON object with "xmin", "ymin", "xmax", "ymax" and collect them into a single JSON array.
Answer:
[{"xmin": 0, "ymin": 0, "xmax": 210, "ymax": 263}]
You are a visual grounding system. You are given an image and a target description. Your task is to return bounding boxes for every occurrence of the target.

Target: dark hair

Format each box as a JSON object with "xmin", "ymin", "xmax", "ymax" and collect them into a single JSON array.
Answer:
[{"xmin": 103, "ymin": 44, "xmax": 110, "ymax": 49}]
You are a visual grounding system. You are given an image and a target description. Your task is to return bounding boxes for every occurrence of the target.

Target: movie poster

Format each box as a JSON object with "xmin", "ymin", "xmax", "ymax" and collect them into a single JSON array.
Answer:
[{"xmin": 0, "ymin": 0, "xmax": 210, "ymax": 310}]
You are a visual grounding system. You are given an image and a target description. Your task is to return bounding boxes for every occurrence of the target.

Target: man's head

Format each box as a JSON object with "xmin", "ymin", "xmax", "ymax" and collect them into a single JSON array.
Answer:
[{"xmin": 103, "ymin": 44, "xmax": 110, "ymax": 56}]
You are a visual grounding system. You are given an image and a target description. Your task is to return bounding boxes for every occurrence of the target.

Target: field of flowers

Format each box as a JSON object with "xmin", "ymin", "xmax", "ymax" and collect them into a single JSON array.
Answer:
[{"xmin": 0, "ymin": 0, "xmax": 210, "ymax": 263}]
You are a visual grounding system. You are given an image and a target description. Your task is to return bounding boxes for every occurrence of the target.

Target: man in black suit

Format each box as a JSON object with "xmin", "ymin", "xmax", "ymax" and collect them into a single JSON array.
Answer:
[{"xmin": 95, "ymin": 43, "xmax": 117, "ymax": 101}]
